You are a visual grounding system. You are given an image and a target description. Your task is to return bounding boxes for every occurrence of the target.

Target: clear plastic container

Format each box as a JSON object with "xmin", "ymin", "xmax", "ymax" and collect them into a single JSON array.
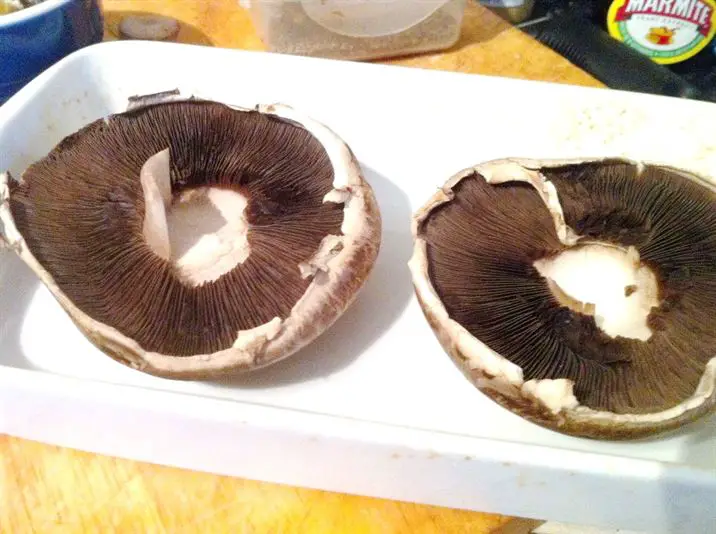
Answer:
[{"xmin": 240, "ymin": 0, "xmax": 468, "ymax": 61}]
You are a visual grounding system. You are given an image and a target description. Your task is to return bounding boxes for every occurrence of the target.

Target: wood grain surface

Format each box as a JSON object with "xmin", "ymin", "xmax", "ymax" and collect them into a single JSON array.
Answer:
[{"xmin": 1, "ymin": 1, "xmax": 602, "ymax": 532}]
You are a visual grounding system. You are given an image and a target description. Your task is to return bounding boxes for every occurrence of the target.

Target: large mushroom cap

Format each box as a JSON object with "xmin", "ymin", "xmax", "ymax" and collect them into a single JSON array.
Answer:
[
  {"xmin": 0, "ymin": 94, "xmax": 381, "ymax": 379},
  {"xmin": 409, "ymin": 157, "xmax": 716, "ymax": 440}
]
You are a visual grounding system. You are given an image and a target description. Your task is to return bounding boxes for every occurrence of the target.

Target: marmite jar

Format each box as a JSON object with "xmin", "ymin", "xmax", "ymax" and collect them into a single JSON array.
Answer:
[{"xmin": 602, "ymin": 0, "xmax": 716, "ymax": 98}]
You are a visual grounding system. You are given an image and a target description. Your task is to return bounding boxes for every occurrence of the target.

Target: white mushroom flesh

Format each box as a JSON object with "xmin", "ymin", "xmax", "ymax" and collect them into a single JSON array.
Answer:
[
  {"xmin": 533, "ymin": 243, "xmax": 660, "ymax": 341},
  {"xmin": 141, "ymin": 148, "xmax": 251, "ymax": 286}
]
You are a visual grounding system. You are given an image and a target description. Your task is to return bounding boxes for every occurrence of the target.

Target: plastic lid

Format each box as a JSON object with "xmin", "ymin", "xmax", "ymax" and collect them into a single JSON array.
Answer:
[{"xmin": 299, "ymin": 0, "xmax": 451, "ymax": 38}]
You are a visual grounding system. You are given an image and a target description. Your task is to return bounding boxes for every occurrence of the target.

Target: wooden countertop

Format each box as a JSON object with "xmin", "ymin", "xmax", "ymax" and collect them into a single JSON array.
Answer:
[{"xmin": 1, "ymin": 2, "xmax": 602, "ymax": 533}]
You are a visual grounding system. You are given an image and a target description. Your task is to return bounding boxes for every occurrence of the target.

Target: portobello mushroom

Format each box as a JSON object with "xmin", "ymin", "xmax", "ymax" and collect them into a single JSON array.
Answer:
[
  {"xmin": 0, "ymin": 93, "xmax": 381, "ymax": 379},
  {"xmin": 409, "ymin": 157, "xmax": 716, "ymax": 440}
]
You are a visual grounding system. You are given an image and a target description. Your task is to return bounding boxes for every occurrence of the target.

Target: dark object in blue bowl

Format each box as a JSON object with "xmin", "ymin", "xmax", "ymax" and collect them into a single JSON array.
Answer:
[{"xmin": 0, "ymin": 0, "xmax": 104, "ymax": 105}]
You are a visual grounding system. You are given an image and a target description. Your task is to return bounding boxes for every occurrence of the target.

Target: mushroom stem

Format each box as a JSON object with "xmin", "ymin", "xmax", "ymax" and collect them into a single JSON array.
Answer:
[
  {"xmin": 138, "ymin": 146, "xmax": 253, "ymax": 285},
  {"xmin": 140, "ymin": 148, "xmax": 173, "ymax": 261},
  {"xmin": 533, "ymin": 243, "xmax": 660, "ymax": 341}
]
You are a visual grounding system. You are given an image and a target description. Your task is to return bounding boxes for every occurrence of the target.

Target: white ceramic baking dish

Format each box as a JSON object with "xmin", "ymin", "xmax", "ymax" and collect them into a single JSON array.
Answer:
[{"xmin": 0, "ymin": 40, "xmax": 714, "ymax": 533}]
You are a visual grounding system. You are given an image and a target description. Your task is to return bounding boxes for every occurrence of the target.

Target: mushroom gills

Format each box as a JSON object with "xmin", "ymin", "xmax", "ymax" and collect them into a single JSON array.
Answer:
[{"xmin": 412, "ymin": 158, "xmax": 716, "ymax": 437}]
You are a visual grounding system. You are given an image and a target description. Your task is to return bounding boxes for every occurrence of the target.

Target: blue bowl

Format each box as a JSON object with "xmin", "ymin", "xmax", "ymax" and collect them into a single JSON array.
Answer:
[{"xmin": 0, "ymin": 0, "xmax": 104, "ymax": 105}]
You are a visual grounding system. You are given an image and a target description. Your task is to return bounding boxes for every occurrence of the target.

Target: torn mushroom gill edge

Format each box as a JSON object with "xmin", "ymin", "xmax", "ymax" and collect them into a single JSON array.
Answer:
[
  {"xmin": 408, "ymin": 157, "xmax": 716, "ymax": 425},
  {"xmin": 0, "ymin": 91, "xmax": 380, "ymax": 375}
]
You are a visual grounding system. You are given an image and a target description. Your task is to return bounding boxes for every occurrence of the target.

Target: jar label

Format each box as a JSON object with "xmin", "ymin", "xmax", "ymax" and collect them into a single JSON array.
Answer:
[{"xmin": 607, "ymin": 0, "xmax": 716, "ymax": 64}]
